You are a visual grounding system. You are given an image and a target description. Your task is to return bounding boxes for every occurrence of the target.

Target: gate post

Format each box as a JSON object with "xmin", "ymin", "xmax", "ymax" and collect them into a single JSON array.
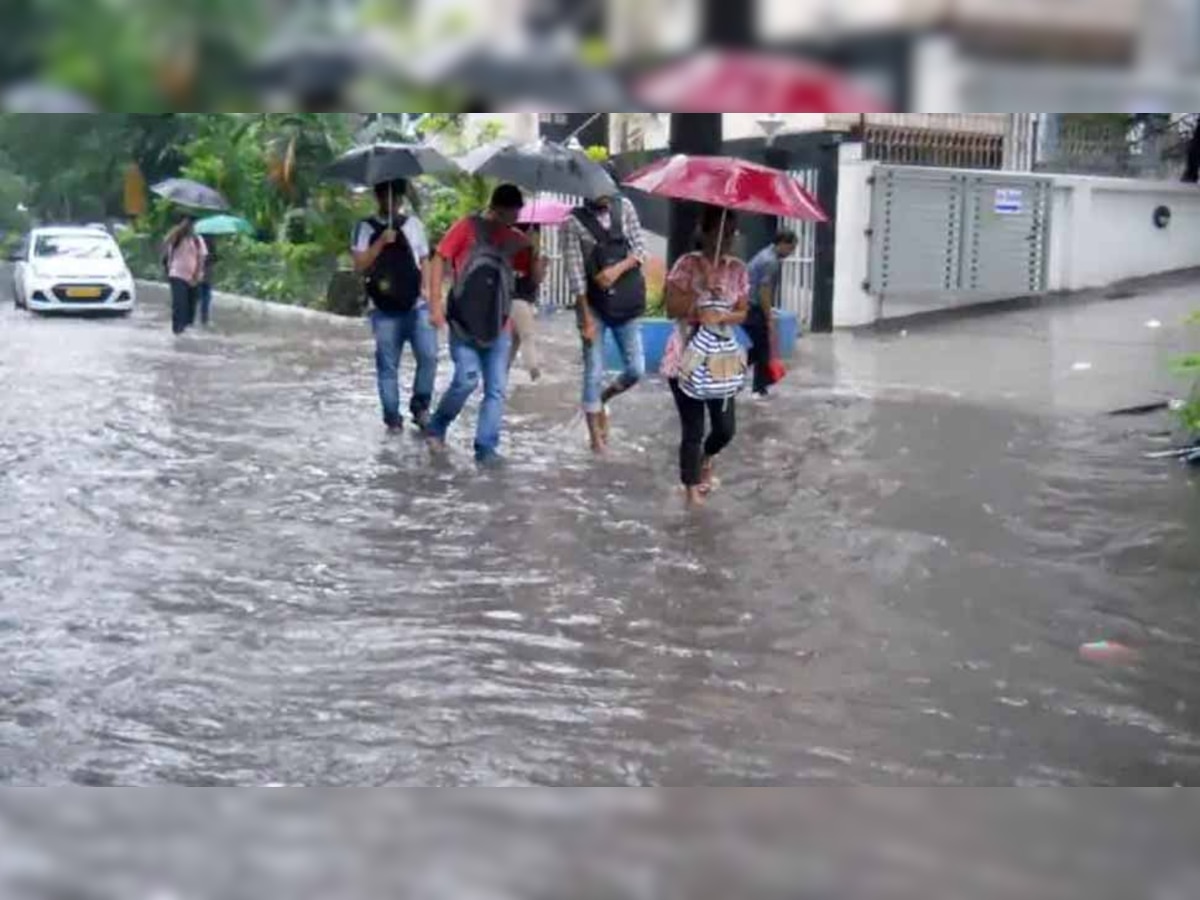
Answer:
[{"xmin": 810, "ymin": 136, "xmax": 843, "ymax": 333}]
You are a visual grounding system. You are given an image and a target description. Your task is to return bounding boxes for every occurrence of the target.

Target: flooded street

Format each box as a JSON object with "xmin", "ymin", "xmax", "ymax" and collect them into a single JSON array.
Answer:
[{"xmin": 2, "ymin": 281, "xmax": 1199, "ymax": 787}]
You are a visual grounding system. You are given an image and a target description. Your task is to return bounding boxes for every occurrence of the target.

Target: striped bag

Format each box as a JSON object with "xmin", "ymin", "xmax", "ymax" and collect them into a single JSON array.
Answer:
[{"xmin": 677, "ymin": 321, "xmax": 747, "ymax": 401}]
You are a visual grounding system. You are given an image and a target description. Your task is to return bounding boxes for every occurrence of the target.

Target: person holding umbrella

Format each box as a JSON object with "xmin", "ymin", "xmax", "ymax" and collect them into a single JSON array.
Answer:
[
  {"xmin": 662, "ymin": 205, "xmax": 750, "ymax": 507},
  {"xmin": 454, "ymin": 141, "xmax": 624, "ymax": 454},
  {"xmin": 622, "ymin": 154, "xmax": 828, "ymax": 506},
  {"xmin": 565, "ymin": 179, "xmax": 649, "ymax": 455},
  {"xmin": 329, "ymin": 143, "xmax": 455, "ymax": 434},
  {"xmin": 192, "ymin": 215, "xmax": 253, "ymax": 329},
  {"xmin": 351, "ymin": 178, "xmax": 436, "ymax": 434},
  {"xmin": 195, "ymin": 235, "xmax": 217, "ymax": 328},
  {"xmin": 162, "ymin": 213, "xmax": 208, "ymax": 336},
  {"xmin": 425, "ymin": 184, "xmax": 532, "ymax": 465},
  {"xmin": 152, "ymin": 179, "xmax": 227, "ymax": 337}
]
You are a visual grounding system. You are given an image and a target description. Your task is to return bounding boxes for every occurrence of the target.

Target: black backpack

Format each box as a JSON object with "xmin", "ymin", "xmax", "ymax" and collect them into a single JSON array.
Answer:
[
  {"xmin": 573, "ymin": 198, "xmax": 646, "ymax": 325},
  {"xmin": 448, "ymin": 217, "xmax": 520, "ymax": 348},
  {"xmin": 362, "ymin": 217, "xmax": 423, "ymax": 314}
]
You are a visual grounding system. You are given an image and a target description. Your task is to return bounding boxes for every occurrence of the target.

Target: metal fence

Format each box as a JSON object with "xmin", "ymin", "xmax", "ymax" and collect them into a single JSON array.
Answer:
[
  {"xmin": 778, "ymin": 166, "xmax": 820, "ymax": 329},
  {"xmin": 1034, "ymin": 120, "xmax": 1193, "ymax": 180},
  {"xmin": 534, "ymin": 192, "xmax": 582, "ymax": 310},
  {"xmin": 862, "ymin": 123, "xmax": 1006, "ymax": 171}
]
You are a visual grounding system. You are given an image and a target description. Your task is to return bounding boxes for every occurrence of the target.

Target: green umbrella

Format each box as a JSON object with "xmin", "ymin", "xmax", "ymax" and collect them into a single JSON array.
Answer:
[{"xmin": 195, "ymin": 214, "xmax": 254, "ymax": 236}]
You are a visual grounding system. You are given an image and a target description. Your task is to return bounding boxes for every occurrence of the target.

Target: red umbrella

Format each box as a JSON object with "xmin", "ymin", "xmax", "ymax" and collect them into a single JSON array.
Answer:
[
  {"xmin": 634, "ymin": 51, "xmax": 888, "ymax": 113},
  {"xmin": 622, "ymin": 155, "xmax": 828, "ymax": 221}
]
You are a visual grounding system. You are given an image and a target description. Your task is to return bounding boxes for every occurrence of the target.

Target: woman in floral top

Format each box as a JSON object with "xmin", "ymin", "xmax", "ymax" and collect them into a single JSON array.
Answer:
[{"xmin": 663, "ymin": 206, "xmax": 750, "ymax": 507}]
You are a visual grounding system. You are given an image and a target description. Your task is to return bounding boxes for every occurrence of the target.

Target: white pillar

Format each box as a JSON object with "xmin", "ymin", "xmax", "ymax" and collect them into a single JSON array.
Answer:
[{"xmin": 832, "ymin": 148, "xmax": 880, "ymax": 328}]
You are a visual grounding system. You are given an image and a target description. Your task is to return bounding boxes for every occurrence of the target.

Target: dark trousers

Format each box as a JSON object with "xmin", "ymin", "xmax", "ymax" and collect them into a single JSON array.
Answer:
[
  {"xmin": 669, "ymin": 379, "xmax": 737, "ymax": 487},
  {"xmin": 169, "ymin": 278, "xmax": 196, "ymax": 335},
  {"xmin": 195, "ymin": 282, "xmax": 213, "ymax": 326},
  {"xmin": 745, "ymin": 305, "xmax": 773, "ymax": 395}
]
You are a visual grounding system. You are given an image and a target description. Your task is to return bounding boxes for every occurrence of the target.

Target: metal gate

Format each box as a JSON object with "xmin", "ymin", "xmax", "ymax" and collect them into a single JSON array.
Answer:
[
  {"xmin": 535, "ymin": 192, "xmax": 582, "ymax": 310},
  {"xmin": 779, "ymin": 166, "xmax": 820, "ymax": 328},
  {"xmin": 867, "ymin": 166, "xmax": 1052, "ymax": 318}
]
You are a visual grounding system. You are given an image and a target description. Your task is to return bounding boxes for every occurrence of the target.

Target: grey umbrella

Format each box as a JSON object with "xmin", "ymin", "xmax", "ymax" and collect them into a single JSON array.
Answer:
[
  {"xmin": 325, "ymin": 143, "xmax": 456, "ymax": 188},
  {"xmin": 151, "ymin": 179, "xmax": 230, "ymax": 212},
  {"xmin": 457, "ymin": 140, "xmax": 617, "ymax": 201}
]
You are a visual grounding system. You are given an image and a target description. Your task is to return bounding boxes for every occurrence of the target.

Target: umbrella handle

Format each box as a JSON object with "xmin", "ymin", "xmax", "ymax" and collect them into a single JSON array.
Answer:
[{"xmin": 712, "ymin": 208, "xmax": 728, "ymax": 269}]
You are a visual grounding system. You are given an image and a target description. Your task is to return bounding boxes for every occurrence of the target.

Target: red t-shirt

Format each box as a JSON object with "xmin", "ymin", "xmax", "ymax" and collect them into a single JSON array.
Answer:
[{"xmin": 438, "ymin": 216, "xmax": 533, "ymax": 277}]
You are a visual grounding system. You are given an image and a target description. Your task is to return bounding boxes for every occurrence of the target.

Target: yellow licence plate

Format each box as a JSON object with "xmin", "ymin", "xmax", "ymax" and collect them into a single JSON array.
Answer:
[{"xmin": 65, "ymin": 287, "xmax": 102, "ymax": 298}]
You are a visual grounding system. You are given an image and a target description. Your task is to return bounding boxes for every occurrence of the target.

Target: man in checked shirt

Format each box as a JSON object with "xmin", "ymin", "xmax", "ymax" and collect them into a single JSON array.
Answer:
[{"xmin": 566, "ymin": 183, "xmax": 649, "ymax": 454}]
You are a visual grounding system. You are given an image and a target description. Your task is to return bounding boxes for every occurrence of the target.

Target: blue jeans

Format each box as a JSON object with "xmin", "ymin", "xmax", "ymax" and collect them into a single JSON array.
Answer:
[
  {"xmin": 582, "ymin": 318, "xmax": 645, "ymax": 413},
  {"xmin": 428, "ymin": 330, "xmax": 513, "ymax": 461},
  {"xmin": 371, "ymin": 306, "xmax": 439, "ymax": 428}
]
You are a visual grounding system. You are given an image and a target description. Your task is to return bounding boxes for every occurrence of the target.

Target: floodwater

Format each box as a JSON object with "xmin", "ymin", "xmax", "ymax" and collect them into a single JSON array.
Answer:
[{"xmin": 2, "ymin": 283, "xmax": 1199, "ymax": 789}]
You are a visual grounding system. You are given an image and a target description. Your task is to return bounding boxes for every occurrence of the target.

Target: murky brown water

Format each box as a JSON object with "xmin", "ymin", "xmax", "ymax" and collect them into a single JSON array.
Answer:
[{"xmin": 2, "ymin": 285, "xmax": 1199, "ymax": 789}]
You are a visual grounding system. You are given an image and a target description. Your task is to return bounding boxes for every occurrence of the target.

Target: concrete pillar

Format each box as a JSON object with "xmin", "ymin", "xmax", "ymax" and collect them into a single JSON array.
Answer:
[
  {"xmin": 701, "ymin": 0, "xmax": 757, "ymax": 46},
  {"xmin": 667, "ymin": 113, "xmax": 724, "ymax": 265}
]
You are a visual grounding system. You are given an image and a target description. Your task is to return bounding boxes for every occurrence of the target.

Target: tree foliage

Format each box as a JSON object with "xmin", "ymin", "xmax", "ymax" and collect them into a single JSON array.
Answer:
[{"xmin": 0, "ymin": 112, "xmax": 511, "ymax": 308}]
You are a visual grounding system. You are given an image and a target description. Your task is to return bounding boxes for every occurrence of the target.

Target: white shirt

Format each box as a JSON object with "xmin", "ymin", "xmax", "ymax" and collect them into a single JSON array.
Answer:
[{"xmin": 351, "ymin": 215, "xmax": 430, "ymax": 266}]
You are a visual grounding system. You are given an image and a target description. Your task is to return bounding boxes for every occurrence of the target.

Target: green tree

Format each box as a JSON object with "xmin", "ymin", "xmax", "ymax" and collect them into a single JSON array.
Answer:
[
  {"xmin": 0, "ymin": 113, "xmax": 196, "ymax": 221},
  {"xmin": 414, "ymin": 115, "xmax": 502, "ymax": 244}
]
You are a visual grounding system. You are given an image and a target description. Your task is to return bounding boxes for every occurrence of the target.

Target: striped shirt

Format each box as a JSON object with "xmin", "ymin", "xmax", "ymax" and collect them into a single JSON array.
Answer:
[{"xmin": 564, "ymin": 197, "xmax": 648, "ymax": 298}]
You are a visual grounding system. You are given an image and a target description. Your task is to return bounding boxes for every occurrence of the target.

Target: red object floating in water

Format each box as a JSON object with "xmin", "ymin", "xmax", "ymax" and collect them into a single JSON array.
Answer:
[{"xmin": 1079, "ymin": 641, "xmax": 1139, "ymax": 665}]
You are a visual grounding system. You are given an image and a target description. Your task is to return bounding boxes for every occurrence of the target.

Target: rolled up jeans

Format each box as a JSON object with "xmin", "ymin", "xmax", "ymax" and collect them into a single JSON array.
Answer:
[
  {"xmin": 169, "ymin": 278, "xmax": 196, "ymax": 335},
  {"xmin": 581, "ymin": 317, "xmax": 645, "ymax": 414}
]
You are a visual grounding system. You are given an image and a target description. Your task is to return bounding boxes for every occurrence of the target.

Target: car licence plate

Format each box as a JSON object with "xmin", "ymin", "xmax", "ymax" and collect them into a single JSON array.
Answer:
[{"xmin": 65, "ymin": 287, "xmax": 102, "ymax": 299}]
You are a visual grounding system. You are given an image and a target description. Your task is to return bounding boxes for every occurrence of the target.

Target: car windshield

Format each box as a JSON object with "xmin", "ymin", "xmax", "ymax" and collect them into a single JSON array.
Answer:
[{"xmin": 35, "ymin": 234, "xmax": 117, "ymax": 260}]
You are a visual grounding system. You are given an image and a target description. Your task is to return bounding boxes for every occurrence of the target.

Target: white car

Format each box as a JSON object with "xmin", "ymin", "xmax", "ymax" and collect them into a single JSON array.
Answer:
[{"xmin": 9, "ymin": 226, "xmax": 136, "ymax": 315}]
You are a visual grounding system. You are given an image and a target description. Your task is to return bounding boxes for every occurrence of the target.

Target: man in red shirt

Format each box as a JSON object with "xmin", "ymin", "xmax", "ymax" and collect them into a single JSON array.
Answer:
[{"xmin": 426, "ymin": 184, "xmax": 531, "ymax": 463}]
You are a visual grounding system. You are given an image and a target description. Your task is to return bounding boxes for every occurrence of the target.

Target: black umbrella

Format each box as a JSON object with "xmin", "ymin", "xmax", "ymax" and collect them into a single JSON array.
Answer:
[
  {"xmin": 325, "ymin": 143, "xmax": 456, "ymax": 188},
  {"xmin": 457, "ymin": 140, "xmax": 617, "ymax": 200},
  {"xmin": 151, "ymin": 178, "xmax": 229, "ymax": 212}
]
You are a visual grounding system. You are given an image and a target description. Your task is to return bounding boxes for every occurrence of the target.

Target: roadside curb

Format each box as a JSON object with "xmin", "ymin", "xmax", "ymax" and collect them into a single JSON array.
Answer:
[
  {"xmin": 855, "ymin": 266, "xmax": 1200, "ymax": 335},
  {"xmin": 135, "ymin": 279, "xmax": 367, "ymax": 330}
]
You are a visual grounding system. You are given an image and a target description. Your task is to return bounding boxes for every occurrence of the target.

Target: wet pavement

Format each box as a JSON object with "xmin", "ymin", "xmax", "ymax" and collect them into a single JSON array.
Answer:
[{"xmin": 2, "ymin": 278, "xmax": 1200, "ymax": 787}]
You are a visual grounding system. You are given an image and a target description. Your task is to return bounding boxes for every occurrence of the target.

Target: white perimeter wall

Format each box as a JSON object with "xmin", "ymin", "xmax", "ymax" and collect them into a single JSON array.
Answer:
[
  {"xmin": 1048, "ymin": 176, "xmax": 1200, "ymax": 292},
  {"xmin": 834, "ymin": 163, "xmax": 1200, "ymax": 327}
]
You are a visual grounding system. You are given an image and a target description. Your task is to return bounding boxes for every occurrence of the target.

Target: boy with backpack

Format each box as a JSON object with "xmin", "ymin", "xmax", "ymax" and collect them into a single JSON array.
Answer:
[
  {"xmin": 426, "ymin": 184, "xmax": 531, "ymax": 464},
  {"xmin": 352, "ymin": 178, "xmax": 436, "ymax": 433},
  {"xmin": 566, "ymin": 187, "xmax": 648, "ymax": 454}
]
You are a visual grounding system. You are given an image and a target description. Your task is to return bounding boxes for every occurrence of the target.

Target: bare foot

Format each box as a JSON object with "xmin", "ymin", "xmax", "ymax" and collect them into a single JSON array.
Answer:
[
  {"xmin": 698, "ymin": 459, "xmax": 719, "ymax": 495},
  {"xmin": 598, "ymin": 405, "xmax": 611, "ymax": 443},
  {"xmin": 586, "ymin": 412, "xmax": 608, "ymax": 455},
  {"xmin": 684, "ymin": 486, "xmax": 707, "ymax": 508},
  {"xmin": 425, "ymin": 434, "xmax": 447, "ymax": 453}
]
